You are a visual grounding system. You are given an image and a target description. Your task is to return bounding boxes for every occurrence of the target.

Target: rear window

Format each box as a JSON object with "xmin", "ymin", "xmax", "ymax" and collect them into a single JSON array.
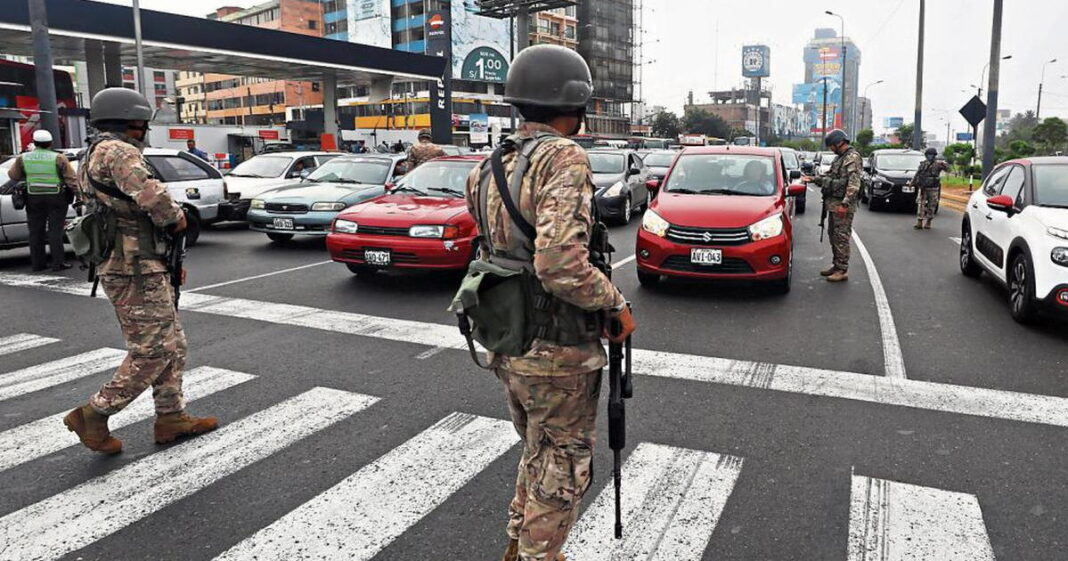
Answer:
[
  {"xmin": 588, "ymin": 153, "xmax": 626, "ymax": 174},
  {"xmin": 146, "ymin": 156, "xmax": 212, "ymax": 182},
  {"xmin": 643, "ymin": 152, "xmax": 674, "ymax": 167},
  {"xmin": 665, "ymin": 154, "xmax": 777, "ymax": 196},
  {"xmin": 1032, "ymin": 165, "xmax": 1068, "ymax": 207}
]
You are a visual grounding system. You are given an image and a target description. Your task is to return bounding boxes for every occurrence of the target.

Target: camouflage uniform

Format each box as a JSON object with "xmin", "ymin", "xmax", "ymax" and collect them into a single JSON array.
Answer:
[
  {"xmin": 80, "ymin": 132, "xmax": 188, "ymax": 416},
  {"xmin": 814, "ymin": 146, "xmax": 862, "ymax": 272},
  {"xmin": 914, "ymin": 159, "xmax": 948, "ymax": 221},
  {"xmin": 465, "ymin": 122, "xmax": 625, "ymax": 560},
  {"xmin": 406, "ymin": 140, "xmax": 446, "ymax": 170}
]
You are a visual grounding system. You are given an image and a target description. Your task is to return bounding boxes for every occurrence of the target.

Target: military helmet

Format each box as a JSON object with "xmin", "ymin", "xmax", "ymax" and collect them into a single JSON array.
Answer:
[
  {"xmin": 925, "ymin": 147, "xmax": 938, "ymax": 156},
  {"xmin": 418, "ymin": 128, "xmax": 432, "ymax": 140},
  {"xmin": 823, "ymin": 129, "xmax": 849, "ymax": 147},
  {"xmin": 504, "ymin": 44, "xmax": 593, "ymax": 110},
  {"xmin": 89, "ymin": 87, "xmax": 154, "ymax": 124}
]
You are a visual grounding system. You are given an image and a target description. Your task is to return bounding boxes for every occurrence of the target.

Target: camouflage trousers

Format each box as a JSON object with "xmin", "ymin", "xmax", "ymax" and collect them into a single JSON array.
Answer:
[
  {"xmin": 497, "ymin": 368, "xmax": 600, "ymax": 561},
  {"xmin": 917, "ymin": 187, "xmax": 940, "ymax": 220},
  {"xmin": 827, "ymin": 204, "xmax": 856, "ymax": 272},
  {"xmin": 89, "ymin": 273, "xmax": 187, "ymax": 416}
]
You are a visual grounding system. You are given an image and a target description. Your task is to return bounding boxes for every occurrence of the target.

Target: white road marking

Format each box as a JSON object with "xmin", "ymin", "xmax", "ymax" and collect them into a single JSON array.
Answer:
[
  {"xmin": 0, "ymin": 333, "xmax": 59, "ymax": 356},
  {"xmin": 949, "ymin": 236, "xmax": 962, "ymax": 245},
  {"xmin": 0, "ymin": 387, "xmax": 378, "ymax": 561},
  {"xmin": 563, "ymin": 443, "xmax": 743, "ymax": 560},
  {"xmin": 852, "ymin": 233, "xmax": 907, "ymax": 379},
  {"xmin": 415, "ymin": 346, "xmax": 447, "ymax": 359},
  {"xmin": 0, "ymin": 348, "xmax": 125, "ymax": 402},
  {"xmin": 185, "ymin": 260, "xmax": 333, "ymax": 293},
  {"xmin": 612, "ymin": 254, "xmax": 637, "ymax": 268},
  {"xmin": 8, "ymin": 273, "xmax": 1068, "ymax": 429},
  {"xmin": 214, "ymin": 412, "xmax": 518, "ymax": 561},
  {"xmin": 0, "ymin": 367, "xmax": 255, "ymax": 472},
  {"xmin": 848, "ymin": 473, "xmax": 995, "ymax": 561}
]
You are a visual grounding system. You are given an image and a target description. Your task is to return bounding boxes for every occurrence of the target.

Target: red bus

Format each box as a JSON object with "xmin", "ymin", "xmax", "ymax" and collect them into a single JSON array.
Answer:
[{"xmin": 0, "ymin": 59, "xmax": 77, "ymax": 154}]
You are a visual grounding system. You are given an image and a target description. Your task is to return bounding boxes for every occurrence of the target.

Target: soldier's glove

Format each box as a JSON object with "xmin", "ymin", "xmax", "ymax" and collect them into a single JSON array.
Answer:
[
  {"xmin": 834, "ymin": 203, "xmax": 849, "ymax": 219},
  {"xmin": 173, "ymin": 213, "xmax": 189, "ymax": 233},
  {"xmin": 605, "ymin": 305, "xmax": 636, "ymax": 344}
]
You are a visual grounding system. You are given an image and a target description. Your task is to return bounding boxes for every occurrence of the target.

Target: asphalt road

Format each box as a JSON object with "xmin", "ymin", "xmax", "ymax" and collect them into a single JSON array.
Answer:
[{"xmin": 0, "ymin": 197, "xmax": 1065, "ymax": 561}]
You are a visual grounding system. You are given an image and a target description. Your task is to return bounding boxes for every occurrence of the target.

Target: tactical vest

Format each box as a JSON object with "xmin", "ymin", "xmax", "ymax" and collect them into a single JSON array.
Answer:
[
  {"xmin": 916, "ymin": 161, "xmax": 941, "ymax": 189},
  {"xmin": 825, "ymin": 148, "xmax": 860, "ymax": 199},
  {"xmin": 22, "ymin": 149, "xmax": 62, "ymax": 195}
]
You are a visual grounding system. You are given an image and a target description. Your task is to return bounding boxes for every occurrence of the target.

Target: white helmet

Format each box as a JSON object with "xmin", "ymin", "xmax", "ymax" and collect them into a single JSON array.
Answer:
[{"xmin": 32, "ymin": 129, "xmax": 53, "ymax": 144}]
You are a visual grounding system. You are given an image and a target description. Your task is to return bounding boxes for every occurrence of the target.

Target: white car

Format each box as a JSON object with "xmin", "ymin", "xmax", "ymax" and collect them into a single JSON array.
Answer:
[
  {"xmin": 222, "ymin": 152, "xmax": 340, "ymax": 220},
  {"xmin": 960, "ymin": 156, "xmax": 1068, "ymax": 323},
  {"xmin": 142, "ymin": 148, "xmax": 226, "ymax": 246}
]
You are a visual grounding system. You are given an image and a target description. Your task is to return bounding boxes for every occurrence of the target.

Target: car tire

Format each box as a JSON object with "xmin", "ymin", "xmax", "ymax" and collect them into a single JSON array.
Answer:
[
  {"xmin": 860, "ymin": 183, "xmax": 869, "ymax": 204},
  {"xmin": 1008, "ymin": 251, "xmax": 1039, "ymax": 324},
  {"xmin": 959, "ymin": 224, "xmax": 983, "ymax": 278},
  {"xmin": 869, "ymin": 196, "xmax": 884, "ymax": 212},
  {"xmin": 619, "ymin": 195, "xmax": 633, "ymax": 225},
  {"xmin": 267, "ymin": 233, "xmax": 294, "ymax": 243},
  {"xmin": 346, "ymin": 263, "xmax": 376, "ymax": 276},
  {"xmin": 637, "ymin": 269, "xmax": 660, "ymax": 288},
  {"xmin": 796, "ymin": 196, "xmax": 807, "ymax": 215},
  {"xmin": 183, "ymin": 208, "xmax": 201, "ymax": 247}
]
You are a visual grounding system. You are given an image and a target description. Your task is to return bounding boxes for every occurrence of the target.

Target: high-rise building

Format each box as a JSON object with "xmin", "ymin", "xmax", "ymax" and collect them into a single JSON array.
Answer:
[
  {"xmin": 577, "ymin": 0, "xmax": 634, "ymax": 135},
  {"xmin": 857, "ymin": 96, "xmax": 872, "ymax": 133},
  {"xmin": 798, "ymin": 28, "xmax": 861, "ymax": 137},
  {"xmin": 530, "ymin": 6, "xmax": 579, "ymax": 48},
  {"xmin": 121, "ymin": 67, "xmax": 176, "ymax": 110}
]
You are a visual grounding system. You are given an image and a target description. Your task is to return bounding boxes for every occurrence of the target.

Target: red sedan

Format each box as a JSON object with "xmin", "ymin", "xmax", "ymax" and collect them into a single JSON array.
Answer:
[
  {"xmin": 326, "ymin": 155, "xmax": 485, "ymax": 275},
  {"xmin": 636, "ymin": 146, "xmax": 807, "ymax": 293}
]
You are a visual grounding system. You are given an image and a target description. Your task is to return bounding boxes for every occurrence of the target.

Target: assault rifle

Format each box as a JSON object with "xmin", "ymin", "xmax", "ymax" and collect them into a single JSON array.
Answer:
[
  {"xmin": 818, "ymin": 196, "xmax": 828, "ymax": 243},
  {"xmin": 166, "ymin": 211, "xmax": 188, "ymax": 308}
]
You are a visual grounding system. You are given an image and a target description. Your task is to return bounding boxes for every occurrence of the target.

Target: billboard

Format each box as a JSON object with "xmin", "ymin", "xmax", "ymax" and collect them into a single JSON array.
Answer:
[
  {"xmin": 469, "ymin": 113, "xmax": 489, "ymax": 144},
  {"xmin": 884, "ymin": 117, "xmax": 904, "ymax": 128},
  {"xmin": 350, "ymin": 0, "xmax": 390, "ymax": 48},
  {"xmin": 452, "ymin": 1, "xmax": 510, "ymax": 82},
  {"xmin": 956, "ymin": 132, "xmax": 974, "ymax": 142},
  {"xmin": 741, "ymin": 45, "xmax": 770, "ymax": 78}
]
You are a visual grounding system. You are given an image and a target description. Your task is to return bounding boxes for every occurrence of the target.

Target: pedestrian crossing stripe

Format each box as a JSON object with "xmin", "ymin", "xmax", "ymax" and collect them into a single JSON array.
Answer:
[
  {"xmin": 0, "ymin": 366, "xmax": 256, "ymax": 472},
  {"xmin": 0, "ymin": 333, "xmax": 58, "ymax": 357},
  {"xmin": 214, "ymin": 412, "xmax": 518, "ymax": 561},
  {"xmin": 0, "ymin": 387, "xmax": 378, "ymax": 561},
  {"xmin": 0, "ymin": 348, "xmax": 125, "ymax": 402}
]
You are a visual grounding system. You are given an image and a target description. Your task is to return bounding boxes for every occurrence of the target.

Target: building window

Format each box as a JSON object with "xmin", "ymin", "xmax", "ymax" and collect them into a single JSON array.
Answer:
[{"xmin": 308, "ymin": 20, "xmax": 318, "ymax": 30}]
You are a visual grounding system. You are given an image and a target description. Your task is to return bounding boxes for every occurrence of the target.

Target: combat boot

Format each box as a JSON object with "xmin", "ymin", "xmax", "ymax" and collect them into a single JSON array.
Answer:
[
  {"xmin": 500, "ymin": 539, "xmax": 518, "ymax": 561},
  {"xmin": 914, "ymin": 219, "xmax": 924, "ymax": 229},
  {"xmin": 923, "ymin": 220, "xmax": 932, "ymax": 229},
  {"xmin": 820, "ymin": 266, "xmax": 838, "ymax": 277},
  {"xmin": 826, "ymin": 270, "xmax": 849, "ymax": 282},
  {"xmin": 63, "ymin": 405, "xmax": 122, "ymax": 454},
  {"xmin": 154, "ymin": 411, "xmax": 219, "ymax": 444}
]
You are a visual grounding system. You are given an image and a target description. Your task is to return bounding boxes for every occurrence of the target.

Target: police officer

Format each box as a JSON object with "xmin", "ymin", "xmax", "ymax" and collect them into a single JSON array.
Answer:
[
  {"xmin": 911, "ymin": 147, "xmax": 948, "ymax": 230},
  {"xmin": 464, "ymin": 45, "xmax": 636, "ymax": 561},
  {"xmin": 802, "ymin": 129, "xmax": 862, "ymax": 282},
  {"xmin": 406, "ymin": 128, "xmax": 446, "ymax": 170},
  {"xmin": 63, "ymin": 88, "xmax": 217, "ymax": 455},
  {"xmin": 6, "ymin": 129, "xmax": 78, "ymax": 271}
]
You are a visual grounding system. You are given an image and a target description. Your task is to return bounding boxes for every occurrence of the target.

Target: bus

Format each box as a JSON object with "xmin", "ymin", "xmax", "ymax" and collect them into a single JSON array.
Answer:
[
  {"xmin": 0, "ymin": 59, "xmax": 78, "ymax": 155},
  {"xmin": 345, "ymin": 97, "xmax": 513, "ymax": 145}
]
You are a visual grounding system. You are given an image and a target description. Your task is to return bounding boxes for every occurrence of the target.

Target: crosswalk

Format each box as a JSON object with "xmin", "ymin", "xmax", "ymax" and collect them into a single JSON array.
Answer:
[{"xmin": 0, "ymin": 335, "xmax": 998, "ymax": 560}]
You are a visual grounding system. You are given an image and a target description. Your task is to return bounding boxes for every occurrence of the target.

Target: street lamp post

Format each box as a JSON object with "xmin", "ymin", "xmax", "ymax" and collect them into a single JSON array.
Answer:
[
  {"xmin": 912, "ymin": 0, "xmax": 925, "ymax": 151},
  {"xmin": 979, "ymin": 55, "xmax": 1011, "ymax": 98},
  {"xmin": 826, "ymin": 11, "xmax": 847, "ymax": 136},
  {"xmin": 1037, "ymin": 58, "xmax": 1057, "ymax": 119},
  {"xmin": 861, "ymin": 79, "xmax": 884, "ymax": 133}
]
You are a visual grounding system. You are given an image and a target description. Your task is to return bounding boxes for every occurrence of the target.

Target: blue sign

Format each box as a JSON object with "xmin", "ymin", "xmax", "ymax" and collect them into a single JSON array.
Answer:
[
  {"xmin": 742, "ymin": 45, "xmax": 770, "ymax": 78},
  {"xmin": 884, "ymin": 117, "xmax": 904, "ymax": 128},
  {"xmin": 956, "ymin": 132, "xmax": 974, "ymax": 141}
]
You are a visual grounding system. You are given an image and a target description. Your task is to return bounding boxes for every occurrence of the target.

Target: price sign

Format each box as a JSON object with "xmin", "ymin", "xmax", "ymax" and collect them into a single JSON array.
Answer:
[{"xmin": 461, "ymin": 48, "xmax": 509, "ymax": 83}]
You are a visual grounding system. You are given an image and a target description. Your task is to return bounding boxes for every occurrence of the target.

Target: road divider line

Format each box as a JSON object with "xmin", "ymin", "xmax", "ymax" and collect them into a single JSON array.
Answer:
[
  {"xmin": 563, "ymin": 443, "xmax": 743, "ymax": 559},
  {"xmin": 949, "ymin": 236, "xmax": 962, "ymax": 245},
  {"xmin": 612, "ymin": 254, "xmax": 637, "ymax": 269},
  {"xmin": 848, "ymin": 473, "xmax": 995, "ymax": 561},
  {"xmin": 852, "ymin": 233, "xmax": 907, "ymax": 379},
  {"xmin": 9, "ymin": 273, "xmax": 1068, "ymax": 429},
  {"xmin": 186, "ymin": 260, "xmax": 333, "ymax": 293},
  {"xmin": 0, "ymin": 367, "xmax": 256, "ymax": 472},
  {"xmin": 0, "ymin": 333, "xmax": 59, "ymax": 356},
  {"xmin": 213, "ymin": 412, "xmax": 518, "ymax": 561},
  {"xmin": 0, "ymin": 387, "xmax": 379, "ymax": 561},
  {"xmin": 0, "ymin": 348, "xmax": 125, "ymax": 402}
]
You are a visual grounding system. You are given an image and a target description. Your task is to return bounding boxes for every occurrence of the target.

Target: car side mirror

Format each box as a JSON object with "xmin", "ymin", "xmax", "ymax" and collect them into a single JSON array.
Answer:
[
  {"xmin": 789, "ymin": 170, "xmax": 801, "ymax": 180},
  {"xmin": 863, "ymin": 164, "xmax": 872, "ymax": 173},
  {"xmin": 627, "ymin": 166, "xmax": 641, "ymax": 176},
  {"xmin": 787, "ymin": 184, "xmax": 807, "ymax": 197},
  {"xmin": 645, "ymin": 178, "xmax": 661, "ymax": 191},
  {"xmin": 986, "ymin": 194, "xmax": 1015, "ymax": 215}
]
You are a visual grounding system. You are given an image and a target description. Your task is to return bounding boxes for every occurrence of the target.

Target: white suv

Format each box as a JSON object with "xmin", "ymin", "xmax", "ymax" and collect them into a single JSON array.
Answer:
[
  {"xmin": 143, "ymin": 148, "xmax": 226, "ymax": 246},
  {"xmin": 959, "ymin": 157, "xmax": 1068, "ymax": 322}
]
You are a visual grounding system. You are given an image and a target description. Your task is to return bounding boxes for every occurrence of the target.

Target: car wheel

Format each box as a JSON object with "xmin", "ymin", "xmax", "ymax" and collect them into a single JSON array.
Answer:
[
  {"xmin": 959, "ymin": 224, "xmax": 983, "ymax": 278},
  {"xmin": 637, "ymin": 269, "xmax": 660, "ymax": 288},
  {"xmin": 861, "ymin": 183, "xmax": 869, "ymax": 204},
  {"xmin": 869, "ymin": 196, "xmax": 884, "ymax": 212},
  {"xmin": 266, "ymin": 233, "xmax": 293, "ymax": 243},
  {"xmin": 1008, "ymin": 252, "xmax": 1039, "ymax": 324},
  {"xmin": 619, "ymin": 195, "xmax": 632, "ymax": 225},
  {"xmin": 796, "ymin": 196, "xmax": 807, "ymax": 215},
  {"xmin": 346, "ymin": 263, "xmax": 376, "ymax": 276},
  {"xmin": 641, "ymin": 189, "xmax": 652, "ymax": 211},
  {"xmin": 183, "ymin": 208, "xmax": 201, "ymax": 247}
]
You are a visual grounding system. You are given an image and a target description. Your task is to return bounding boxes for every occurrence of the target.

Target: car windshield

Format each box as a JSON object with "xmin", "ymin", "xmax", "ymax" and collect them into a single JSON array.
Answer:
[
  {"xmin": 664, "ymin": 154, "xmax": 777, "ymax": 196},
  {"xmin": 781, "ymin": 151, "xmax": 799, "ymax": 170},
  {"xmin": 818, "ymin": 151, "xmax": 835, "ymax": 162},
  {"xmin": 229, "ymin": 156, "xmax": 292, "ymax": 178},
  {"xmin": 643, "ymin": 153, "xmax": 675, "ymax": 167},
  {"xmin": 876, "ymin": 154, "xmax": 925, "ymax": 171},
  {"xmin": 308, "ymin": 159, "xmax": 391, "ymax": 185},
  {"xmin": 1032, "ymin": 165, "xmax": 1068, "ymax": 207},
  {"xmin": 588, "ymin": 153, "xmax": 626, "ymax": 174},
  {"xmin": 394, "ymin": 160, "xmax": 478, "ymax": 196}
]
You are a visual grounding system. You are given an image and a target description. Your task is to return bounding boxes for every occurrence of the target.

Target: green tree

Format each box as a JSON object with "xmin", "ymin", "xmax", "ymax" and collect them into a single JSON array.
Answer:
[
  {"xmin": 1008, "ymin": 140, "xmax": 1036, "ymax": 159},
  {"xmin": 943, "ymin": 143, "xmax": 976, "ymax": 170},
  {"xmin": 855, "ymin": 128, "xmax": 874, "ymax": 156},
  {"xmin": 895, "ymin": 123, "xmax": 923, "ymax": 148},
  {"xmin": 650, "ymin": 111, "xmax": 681, "ymax": 139},
  {"xmin": 682, "ymin": 107, "xmax": 731, "ymax": 139},
  {"xmin": 1033, "ymin": 117, "xmax": 1068, "ymax": 154}
]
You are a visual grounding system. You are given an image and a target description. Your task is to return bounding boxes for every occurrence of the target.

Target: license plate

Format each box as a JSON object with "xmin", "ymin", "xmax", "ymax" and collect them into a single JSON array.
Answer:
[
  {"xmin": 690, "ymin": 248, "xmax": 723, "ymax": 265},
  {"xmin": 364, "ymin": 250, "xmax": 391, "ymax": 266},
  {"xmin": 902, "ymin": 185, "xmax": 915, "ymax": 193},
  {"xmin": 272, "ymin": 218, "xmax": 294, "ymax": 230}
]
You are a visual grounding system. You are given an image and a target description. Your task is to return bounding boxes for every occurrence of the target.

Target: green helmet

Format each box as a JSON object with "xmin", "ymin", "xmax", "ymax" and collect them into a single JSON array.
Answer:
[
  {"xmin": 504, "ymin": 44, "xmax": 593, "ymax": 110},
  {"xmin": 823, "ymin": 129, "xmax": 849, "ymax": 147},
  {"xmin": 418, "ymin": 128, "xmax": 432, "ymax": 140},
  {"xmin": 89, "ymin": 87, "xmax": 154, "ymax": 124}
]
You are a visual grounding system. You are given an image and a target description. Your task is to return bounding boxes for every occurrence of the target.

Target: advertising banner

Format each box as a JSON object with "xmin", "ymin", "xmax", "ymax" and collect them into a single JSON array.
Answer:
[
  {"xmin": 884, "ymin": 117, "xmax": 904, "ymax": 128},
  {"xmin": 350, "ymin": 0, "xmax": 390, "ymax": 48},
  {"xmin": 469, "ymin": 113, "xmax": 489, "ymax": 144},
  {"xmin": 425, "ymin": 9, "xmax": 453, "ymax": 144},
  {"xmin": 741, "ymin": 45, "xmax": 771, "ymax": 78},
  {"xmin": 168, "ymin": 128, "xmax": 195, "ymax": 141},
  {"xmin": 452, "ymin": 1, "xmax": 510, "ymax": 82}
]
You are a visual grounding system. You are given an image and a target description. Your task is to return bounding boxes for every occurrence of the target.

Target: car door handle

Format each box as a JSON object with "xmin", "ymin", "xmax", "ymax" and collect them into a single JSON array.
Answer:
[
  {"xmin": 985, "ymin": 213, "xmax": 993, "ymax": 220},
  {"xmin": 971, "ymin": 203, "xmax": 979, "ymax": 209}
]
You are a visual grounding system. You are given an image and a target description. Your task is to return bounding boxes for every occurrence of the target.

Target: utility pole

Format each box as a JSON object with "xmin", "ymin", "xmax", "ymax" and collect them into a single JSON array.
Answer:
[
  {"xmin": 28, "ymin": 0, "xmax": 61, "ymax": 148},
  {"xmin": 912, "ymin": 0, "xmax": 925, "ymax": 150},
  {"xmin": 1037, "ymin": 58, "xmax": 1057, "ymax": 119},
  {"xmin": 132, "ymin": 0, "xmax": 149, "ymax": 97},
  {"xmin": 516, "ymin": 7, "xmax": 530, "ymax": 50},
  {"xmin": 981, "ymin": 0, "xmax": 1004, "ymax": 178}
]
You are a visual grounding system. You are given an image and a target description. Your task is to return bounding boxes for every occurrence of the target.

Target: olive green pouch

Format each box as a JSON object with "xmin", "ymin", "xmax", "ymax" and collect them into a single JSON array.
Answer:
[{"xmin": 451, "ymin": 259, "xmax": 532, "ymax": 360}]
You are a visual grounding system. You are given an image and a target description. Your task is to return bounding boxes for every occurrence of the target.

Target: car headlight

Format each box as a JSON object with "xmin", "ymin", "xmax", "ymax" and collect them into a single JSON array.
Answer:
[
  {"xmin": 641, "ymin": 209, "xmax": 670, "ymax": 237},
  {"xmin": 250, "ymin": 199, "xmax": 265, "ymax": 210},
  {"xmin": 1048, "ymin": 226, "xmax": 1068, "ymax": 241},
  {"xmin": 1052, "ymin": 247, "xmax": 1068, "ymax": 267},
  {"xmin": 749, "ymin": 213, "xmax": 784, "ymax": 241},
  {"xmin": 311, "ymin": 202, "xmax": 347, "ymax": 211},
  {"xmin": 333, "ymin": 219, "xmax": 358, "ymax": 234},
  {"xmin": 603, "ymin": 181, "xmax": 625, "ymax": 197},
  {"xmin": 408, "ymin": 224, "xmax": 461, "ymax": 239}
]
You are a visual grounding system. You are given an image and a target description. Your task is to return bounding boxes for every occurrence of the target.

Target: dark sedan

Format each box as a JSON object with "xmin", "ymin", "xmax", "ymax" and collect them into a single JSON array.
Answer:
[{"xmin": 589, "ymin": 149, "xmax": 651, "ymax": 225}]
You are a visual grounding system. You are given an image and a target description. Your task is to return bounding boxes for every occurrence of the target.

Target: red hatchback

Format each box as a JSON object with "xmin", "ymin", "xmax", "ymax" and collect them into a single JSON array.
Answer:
[
  {"xmin": 326, "ymin": 155, "xmax": 485, "ymax": 275},
  {"xmin": 636, "ymin": 146, "xmax": 807, "ymax": 292}
]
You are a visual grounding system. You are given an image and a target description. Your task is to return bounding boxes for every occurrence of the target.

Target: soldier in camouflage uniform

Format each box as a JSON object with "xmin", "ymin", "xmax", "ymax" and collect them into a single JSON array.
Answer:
[
  {"xmin": 802, "ymin": 129, "xmax": 862, "ymax": 282},
  {"xmin": 912, "ymin": 148, "xmax": 948, "ymax": 229},
  {"xmin": 63, "ymin": 88, "xmax": 217, "ymax": 455},
  {"xmin": 406, "ymin": 128, "xmax": 446, "ymax": 170},
  {"xmin": 465, "ymin": 45, "xmax": 635, "ymax": 561}
]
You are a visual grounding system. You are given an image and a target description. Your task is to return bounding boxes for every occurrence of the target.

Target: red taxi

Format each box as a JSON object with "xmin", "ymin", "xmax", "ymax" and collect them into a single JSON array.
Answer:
[
  {"xmin": 636, "ymin": 146, "xmax": 807, "ymax": 292},
  {"xmin": 326, "ymin": 155, "xmax": 485, "ymax": 275}
]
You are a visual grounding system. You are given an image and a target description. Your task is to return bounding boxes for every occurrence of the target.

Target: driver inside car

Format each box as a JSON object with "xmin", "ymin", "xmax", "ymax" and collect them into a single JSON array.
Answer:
[{"xmin": 736, "ymin": 160, "xmax": 773, "ymax": 195}]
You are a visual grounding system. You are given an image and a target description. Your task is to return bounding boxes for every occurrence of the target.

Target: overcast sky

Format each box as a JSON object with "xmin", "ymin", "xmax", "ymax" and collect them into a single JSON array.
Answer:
[{"xmin": 99, "ymin": 0, "xmax": 1068, "ymax": 141}]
